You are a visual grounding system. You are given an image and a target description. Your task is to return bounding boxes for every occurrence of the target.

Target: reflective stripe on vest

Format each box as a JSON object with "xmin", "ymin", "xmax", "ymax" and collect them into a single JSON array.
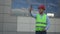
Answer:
[{"xmin": 35, "ymin": 13, "xmax": 47, "ymax": 31}]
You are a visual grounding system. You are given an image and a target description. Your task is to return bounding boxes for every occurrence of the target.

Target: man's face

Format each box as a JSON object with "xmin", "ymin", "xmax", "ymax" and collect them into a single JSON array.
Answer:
[{"xmin": 38, "ymin": 9, "xmax": 44, "ymax": 14}]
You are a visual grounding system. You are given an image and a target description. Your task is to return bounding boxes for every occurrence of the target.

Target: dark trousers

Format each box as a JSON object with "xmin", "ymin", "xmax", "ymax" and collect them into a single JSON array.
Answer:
[{"xmin": 35, "ymin": 31, "xmax": 46, "ymax": 34}]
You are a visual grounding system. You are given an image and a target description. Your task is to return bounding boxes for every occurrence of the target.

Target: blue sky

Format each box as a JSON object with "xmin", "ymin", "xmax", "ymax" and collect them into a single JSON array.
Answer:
[
  {"xmin": 12, "ymin": 0, "xmax": 58, "ymax": 8},
  {"xmin": 12, "ymin": 0, "xmax": 58, "ymax": 13}
]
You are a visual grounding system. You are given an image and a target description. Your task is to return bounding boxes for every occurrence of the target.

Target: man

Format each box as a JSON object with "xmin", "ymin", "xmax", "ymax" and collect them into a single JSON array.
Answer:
[{"xmin": 29, "ymin": 4, "xmax": 50, "ymax": 34}]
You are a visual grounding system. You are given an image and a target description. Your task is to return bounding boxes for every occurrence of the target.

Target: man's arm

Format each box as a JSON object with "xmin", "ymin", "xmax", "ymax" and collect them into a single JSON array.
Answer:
[
  {"xmin": 45, "ymin": 16, "xmax": 50, "ymax": 30},
  {"xmin": 29, "ymin": 5, "xmax": 36, "ymax": 18}
]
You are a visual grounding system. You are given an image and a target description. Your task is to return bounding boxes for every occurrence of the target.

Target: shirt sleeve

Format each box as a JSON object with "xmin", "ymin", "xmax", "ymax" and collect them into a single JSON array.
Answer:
[
  {"xmin": 45, "ymin": 16, "xmax": 50, "ymax": 30},
  {"xmin": 30, "ymin": 11, "xmax": 36, "ymax": 18}
]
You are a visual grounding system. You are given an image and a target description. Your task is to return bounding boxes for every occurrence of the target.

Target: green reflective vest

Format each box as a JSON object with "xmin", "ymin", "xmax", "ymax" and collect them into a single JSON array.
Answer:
[{"xmin": 35, "ymin": 13, "xmax": 47, "ymax": 31}]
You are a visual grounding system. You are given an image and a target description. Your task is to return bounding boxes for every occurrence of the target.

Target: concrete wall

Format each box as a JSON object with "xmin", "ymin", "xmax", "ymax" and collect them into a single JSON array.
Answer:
[
  {"xmin": 0, "ymin": 0, "xmax": 17, "ymax": 34},
  {"xmin": 0, "ymin": 0, "xmax": 60, "ymax": 34}
]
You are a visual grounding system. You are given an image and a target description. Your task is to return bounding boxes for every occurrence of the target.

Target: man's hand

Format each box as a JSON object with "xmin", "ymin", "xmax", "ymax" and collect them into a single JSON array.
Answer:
[{"xmin": 29, "ymin": 5, "xmax": 33, "ymax": 12}]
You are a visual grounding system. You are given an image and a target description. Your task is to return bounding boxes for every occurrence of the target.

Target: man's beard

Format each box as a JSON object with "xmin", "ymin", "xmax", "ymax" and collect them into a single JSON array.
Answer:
[{"xmin": 40, "ymin": 12, "xmax": 43, "ymax": 14}]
